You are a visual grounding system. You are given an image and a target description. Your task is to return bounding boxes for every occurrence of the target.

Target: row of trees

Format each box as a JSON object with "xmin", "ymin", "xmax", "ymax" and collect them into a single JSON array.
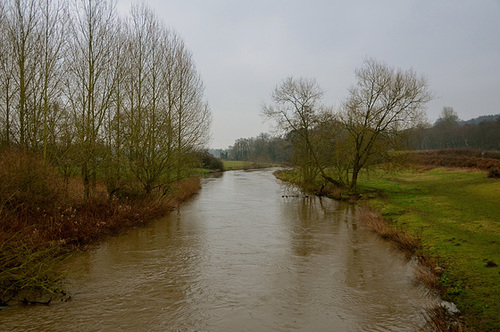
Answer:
[
  {"xmin": 263, "ymin": 58, "xmax": 432, "ymax": 190},
  {"xmin": 0, "ymin": 0, "xmax": 211, "ymax": 199},
  {"xmin": 411, "ymin": 107, "xmax": 500, "ymax": 150},
  {"xmin": 224, "ymin": 133, "xmax": 291, "ymax": 163}
]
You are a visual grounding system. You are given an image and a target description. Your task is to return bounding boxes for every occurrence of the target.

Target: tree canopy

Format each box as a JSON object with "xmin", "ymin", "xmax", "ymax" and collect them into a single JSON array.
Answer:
[{"xmin": 263, "ymin": 59, "xmax": 432, "ymax": 190}]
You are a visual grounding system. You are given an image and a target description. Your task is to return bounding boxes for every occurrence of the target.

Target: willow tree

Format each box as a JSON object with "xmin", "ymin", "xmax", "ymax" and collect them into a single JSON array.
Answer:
[{"xmin": 340, "ymin": 58, "xmax": 432, "ymax": 189}]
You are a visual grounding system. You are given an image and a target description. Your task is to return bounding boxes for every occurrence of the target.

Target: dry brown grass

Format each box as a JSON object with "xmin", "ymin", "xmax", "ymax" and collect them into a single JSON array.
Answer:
[
  {"xmin": 357, "ymin": 205, "xmax": 470, "ymax": 331},
  {"xmin": 411, "ymin": 149, "xmax": 500, "ymax": 170},
  {"xmin": 424, "ymin": 305, "xmax": 468, "ymax": 332},
  {"xmin": 357, "ymin": 206, "xmax": 421, "ymax": 253},
  {"xmin": 31, "ymin": 177, "xmax": 201, "ymax": 247}
]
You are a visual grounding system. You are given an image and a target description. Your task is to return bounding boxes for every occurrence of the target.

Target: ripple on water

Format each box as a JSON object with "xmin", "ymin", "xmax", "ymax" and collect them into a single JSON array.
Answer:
[{"xmin": 0, "ymin": 169, "xmax": 438, "ymax": 331}]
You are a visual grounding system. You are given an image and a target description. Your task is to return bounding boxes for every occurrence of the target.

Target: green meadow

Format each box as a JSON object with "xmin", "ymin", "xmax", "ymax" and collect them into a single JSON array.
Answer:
[
  {"xmin": 358, "ymin": 168, "xmax": 500, "ymax": 331},
  {"xmin": 222, "ymin": 160, "xmax": 279, "ymax": 171}
]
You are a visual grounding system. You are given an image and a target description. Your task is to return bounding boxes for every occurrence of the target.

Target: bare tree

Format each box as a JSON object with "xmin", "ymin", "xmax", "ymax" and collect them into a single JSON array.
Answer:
[
  {"xmin": 36, "ymin": 0, "xmax": 67, "ymax": 160},
  {"xmin": 65, "ymin": 0, "xmax": 119, "ymax": 199},
  {"xmin": 123, "ymin": 4, "xmax": 211, "ymax": 194},
  {"xmin": 438, "ymin": 107, "xmax": 459, "ymax": 125},
  {"xmin": 0, "ymin": 0, "xmax": 211, "ymax": 199},
  {"xmin": 432, "ymin": 106, "xmax": 460, "ymax": 148},
  {"xmin": 171, "ymin": 43, "xmax": 211, "ymax": 179},
  {"xmin": 0, "ymin": 0, "xmax": 67, "ymax": 155},
  {"xmin": 0, "ymin": 2, "xmax": 16, "ymax": 146},
  {"xmin": 4, "ymin": 0, "xmax": 41, "ymax": 149},
  {"xmin": 340, "ymin": 58, "xmax": 432, "ymax": 189},
  {"xmin": 124, "ymin": 4, "xmax": 172, "ymax": 194},
  {"xmin": 263, "ymin": 77, "xmax": 339, "ymax": 186},
  {"xmin": 102, "ymin": 17, "xmax": 127, "ymax": 198}
]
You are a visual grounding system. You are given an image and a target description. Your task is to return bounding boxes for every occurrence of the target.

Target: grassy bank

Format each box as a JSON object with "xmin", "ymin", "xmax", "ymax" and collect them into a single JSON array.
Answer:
[
  {"xmin": 359, "ymin": 167, "xmax": 499, "ymax": 331},
  {"xmin": 276, "ymin": 166, "xmax": 500, "ymax": 331},
  {"xmin": 0, "ymin": 151, "xmax": 201, "ymax": 306}
]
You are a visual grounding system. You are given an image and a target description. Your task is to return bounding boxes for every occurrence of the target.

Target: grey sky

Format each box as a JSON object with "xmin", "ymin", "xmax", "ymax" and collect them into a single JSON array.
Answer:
[{"xmin": 117, "ymin": 0, "xmax": 500, "ymax": 149}]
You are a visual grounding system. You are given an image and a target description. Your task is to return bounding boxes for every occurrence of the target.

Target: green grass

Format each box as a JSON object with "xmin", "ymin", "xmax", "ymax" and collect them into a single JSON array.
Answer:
[
  {"xmin": 222, "ymin": 160, "xmax": 280, "ymax": 171},
  {"xmin": 358, "ymin": 168, "xmax": 500, "ymax": 331}
]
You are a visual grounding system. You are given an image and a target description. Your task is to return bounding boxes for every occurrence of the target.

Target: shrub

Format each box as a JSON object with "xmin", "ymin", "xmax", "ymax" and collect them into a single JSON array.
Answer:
[
  {"xmin": 0, "ymin": 150, "xmax": 62, "ymax": 216},
  {"xmin": 488, "ymin": 167, "xmax": 500, "ymax": 178},
  {"xmin": 198, "ymin": 150, "xmax": 224, "ymax": 171}
]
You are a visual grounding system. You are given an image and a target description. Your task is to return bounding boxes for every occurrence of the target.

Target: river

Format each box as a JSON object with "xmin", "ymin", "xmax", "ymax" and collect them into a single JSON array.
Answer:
[{"xmin": 0, "ymin": 169, "xmax": 436, "ymax": 331}]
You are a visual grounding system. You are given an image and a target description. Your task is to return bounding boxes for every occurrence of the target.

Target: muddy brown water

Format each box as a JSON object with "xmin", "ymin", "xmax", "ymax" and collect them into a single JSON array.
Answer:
[{"xmin": 0, "ymin": 169, "xmax": 437, "ymax": 331}]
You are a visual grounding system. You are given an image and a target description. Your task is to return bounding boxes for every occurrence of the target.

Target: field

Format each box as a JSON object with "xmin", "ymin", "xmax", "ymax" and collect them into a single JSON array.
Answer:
[
  {"xmin": 358, "ymin": 167, "xmax": 500, "ymax": 331},
  {"xmin": 222, "ymin": 160, "xmax": 280, "ymax": 171}
]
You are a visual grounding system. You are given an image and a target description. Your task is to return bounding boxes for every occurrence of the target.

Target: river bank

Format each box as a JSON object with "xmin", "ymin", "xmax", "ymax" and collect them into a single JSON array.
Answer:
[
  {"xmin": 275, "ymin": 166, "xmax": 500, "ymax": 331},
  {"xmin": 0, "ymin": 151, "xmax": 201, "ymax": 306}
]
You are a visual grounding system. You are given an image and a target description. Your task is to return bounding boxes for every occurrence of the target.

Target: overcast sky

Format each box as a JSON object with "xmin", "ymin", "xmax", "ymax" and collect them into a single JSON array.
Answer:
[{"xmin": 117, "ymin": 0, "xmax": 500, "ymax": 149}]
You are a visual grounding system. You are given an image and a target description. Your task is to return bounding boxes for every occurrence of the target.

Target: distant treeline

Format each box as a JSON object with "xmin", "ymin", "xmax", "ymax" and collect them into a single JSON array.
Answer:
[
  {"xmin": 212, "ymin": 133, "xmax": 292, "ymax": 163},
  {"xmin": 411, "ymin": 110, "xmax": 500, "ymax": 151},
  {"xmin": 218, "ymin": 111, "xmax": 500, "ymax": 165}
]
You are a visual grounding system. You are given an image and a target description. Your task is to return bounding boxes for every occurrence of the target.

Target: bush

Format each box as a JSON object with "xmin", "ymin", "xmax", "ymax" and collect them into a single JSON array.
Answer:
[
  {"xmin": 198, "ymin": 150, "xmax": 224, "ymax": 171},
  {"xmin": 488, "ymin": 167, "xmax": 500, "ymax": 178},
  {"xmin": 0, "ymin": 150, "xmax": 62, "ymax": 216}
]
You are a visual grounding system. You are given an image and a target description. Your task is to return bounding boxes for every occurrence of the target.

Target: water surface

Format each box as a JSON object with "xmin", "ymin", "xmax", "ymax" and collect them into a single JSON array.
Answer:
[{"xmin": 0, "ymin": 169, "xmax": 435, "ymax": 331}]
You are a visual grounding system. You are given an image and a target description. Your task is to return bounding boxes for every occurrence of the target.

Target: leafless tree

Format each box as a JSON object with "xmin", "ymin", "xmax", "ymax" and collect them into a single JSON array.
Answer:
[
  {"xmin": 4, "ymin": 0, "xmax": 42, "ymax": 149},
  {"xmin": 124, "ymin": 4, "xmax": 211, "ymax": 194},
  {"xmin": 262, "ymin": 77, "xmax": 339, "ymax": 186},
  {"xmin": 0, "ymin": 0, "xmax": 211, "ymax": 199},
  {"xmin": 36, "ymin": 0, "xmax": 67, "ymax": 160},
  {"xmin": 171, "ymin": 43, "xmax": 211, "ymax": 179},
  {"xmin": 124, "ymin": 4, "xmax": 173, "ymax": 194},
  {"xmin": 0, "ymin": 2, "xmax": 16, "ymax": 146},
  {"xmin": 340, "ymin": 58, "xmax": 432, "ymax": 189},
  {"xmin": 65, "ymin": 0, "xmax": 119, "ymax": 199}
]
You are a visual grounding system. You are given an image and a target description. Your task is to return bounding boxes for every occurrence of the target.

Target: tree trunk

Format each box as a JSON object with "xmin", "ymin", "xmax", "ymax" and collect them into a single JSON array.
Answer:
[{"xmin": 350, "ymin": 167, "xmax": 360, "ymax": 190}]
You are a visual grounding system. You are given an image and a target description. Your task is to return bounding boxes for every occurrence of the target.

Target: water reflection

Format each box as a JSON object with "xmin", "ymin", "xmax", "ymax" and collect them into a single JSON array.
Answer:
[{"xmin": 0, "ymin": 169, "xmax": 435, "ymax": 331}]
